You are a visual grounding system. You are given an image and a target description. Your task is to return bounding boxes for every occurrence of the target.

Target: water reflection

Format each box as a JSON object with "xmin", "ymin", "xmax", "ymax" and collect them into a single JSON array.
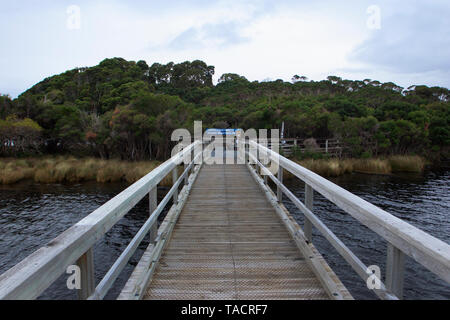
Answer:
[
  {"xmin": 0, "ymin": 170, "xmax": 449, "ymax": 300},
  {"xmin": 0, "ymin": 181, "xmax": 169, "ymax": 300},
  {"xmin": 282, "ymin": 170, "xmax": 450, "ymax": 300}
]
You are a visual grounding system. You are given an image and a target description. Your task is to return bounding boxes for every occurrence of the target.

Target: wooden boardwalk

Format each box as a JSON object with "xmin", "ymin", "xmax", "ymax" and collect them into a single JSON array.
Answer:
[
  {"xmin": 3, "ymin": 141, "xmax": 448, "ymax": 300},
  {"xmin": 143, "ymin": 165, "xmax": 329, "ymax": 300}
]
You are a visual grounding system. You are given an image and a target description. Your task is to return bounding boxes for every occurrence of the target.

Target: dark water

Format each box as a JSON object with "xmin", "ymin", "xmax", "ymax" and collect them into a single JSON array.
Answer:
[
  {"xmin": 0, "ymin": 181, "xmax": 170, "ymax": 300},
  {"xmin": 282, "ymin": 170, "xmax": 450, "ymax": 300},
  {"xmin": 0, "ymin": 171, "xmax": 449, "ymax": 300}
]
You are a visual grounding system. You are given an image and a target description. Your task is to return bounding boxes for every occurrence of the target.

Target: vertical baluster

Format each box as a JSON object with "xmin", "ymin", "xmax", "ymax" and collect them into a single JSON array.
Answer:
[
  {"xmin": 149, "ymin": 187, "xmax": 157, "ymax": 243},
  {"xmin": 262, "ymin": 146, "xmax": 268, "ymax": 184},
  {"xmin": 76, "ymin": 248, "xmax": 95, "ymax": 300},
  {"xmin": 277, "ymin": 166, "xmax": 283, "ymax": 202},
  {"xmin": 386, "ymin": 243, "xmax": 405, "ymax": 299},
  {"xmin": 172, "ymin": 167, "xmax": 179, "ymax": 205},
  {"xmin": 184, "ymin": 163, "xmax": 189, "ymax": 186},
  {"xmin": 304, "ymin": 184, "xmax": 313, "ymax": 242}
]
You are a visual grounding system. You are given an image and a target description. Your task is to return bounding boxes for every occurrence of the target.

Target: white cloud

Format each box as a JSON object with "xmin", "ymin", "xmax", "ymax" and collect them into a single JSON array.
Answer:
[{"xmin": 0, "ymin": 0, "xmax": 449, "ymax": 98}]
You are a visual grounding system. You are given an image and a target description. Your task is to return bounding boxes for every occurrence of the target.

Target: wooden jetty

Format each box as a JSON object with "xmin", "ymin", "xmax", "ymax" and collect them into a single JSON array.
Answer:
[
  {"xmin": 122, "ymin": 164, "xmax": 347, "ymax": 300},
  {"xmin": 0, "ymin": 140, "xmax": 449, "ymax": 300}
]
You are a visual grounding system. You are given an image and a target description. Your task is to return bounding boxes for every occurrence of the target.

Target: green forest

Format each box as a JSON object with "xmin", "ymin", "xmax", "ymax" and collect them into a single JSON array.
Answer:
[{"xmin": 1, "ymin": 57, "xmax": 449, "ymax": 162}]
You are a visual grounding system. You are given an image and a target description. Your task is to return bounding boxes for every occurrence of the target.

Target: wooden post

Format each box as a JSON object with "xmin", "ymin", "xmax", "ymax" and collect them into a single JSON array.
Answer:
[
  {"xmin": 277, "ymin": 166, "xmax": 283, "ymax": 202},
  {"xmin": 184, "ymin": 163, "xmax": 189, "ymax": 186},
  {"xmin": 325, "ymin": 140, "xmax": 329, "ymax": 154},
  {"xmin": 246, "ymin": 139, "xmax": 250, "ymax": 163},
  {"xmin": 305, "ymin": 184, "xmax": 313, "ymax": 242},
  {"xmin": 149, "ymin": 187, "xmax": 157, "ymax": 243},
  {"xmin": 172, "ymin": 167, "xmax": 178, "ymax": 205},
  {"xmin": 76, "ymin": 248, "xmax": 95, "ymax": 300},
  {"xmin": 386, "ymin": 243, "xmax": 405, "ymax": 299}
]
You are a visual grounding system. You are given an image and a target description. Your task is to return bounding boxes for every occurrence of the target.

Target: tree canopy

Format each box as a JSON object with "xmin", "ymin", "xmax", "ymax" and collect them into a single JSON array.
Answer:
[{"xmin": 1, "ymin": 57, "xmax": 449, "ymax": 160}]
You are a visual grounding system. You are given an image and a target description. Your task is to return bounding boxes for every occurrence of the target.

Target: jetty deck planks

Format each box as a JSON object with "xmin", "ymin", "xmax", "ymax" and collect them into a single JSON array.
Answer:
[{"xmin": 143, "ymin": 164, "xmax": 329, "ymax": 300}]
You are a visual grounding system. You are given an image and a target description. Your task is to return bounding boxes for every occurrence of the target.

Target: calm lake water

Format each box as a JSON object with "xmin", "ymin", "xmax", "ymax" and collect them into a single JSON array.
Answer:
[
  {"xmin": 0, "ymin": 181, "xmax": 170, "ymax": 300},
  {"xmin": 283, "ymin": 170, "xmax": 450, "ymax": 300},
  {"xmin": 0, "ymin": 170, "xmax": 449, "ymax": 300}
]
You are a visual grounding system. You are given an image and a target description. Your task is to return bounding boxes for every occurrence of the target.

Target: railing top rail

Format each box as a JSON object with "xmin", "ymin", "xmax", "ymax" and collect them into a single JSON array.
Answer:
[
  {"xmin": 0, "ymin": 141, "xmax": 200, "ymax": 300},
  {"xmin": 250, "ymin": 140, "xmax": 450, "ymax": 284}
]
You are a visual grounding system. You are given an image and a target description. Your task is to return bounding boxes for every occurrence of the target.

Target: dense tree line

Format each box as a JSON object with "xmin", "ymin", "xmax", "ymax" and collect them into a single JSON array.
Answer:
[{"xmin": 0, "ymin": 57, "xmax": 449, "ymax": 160}]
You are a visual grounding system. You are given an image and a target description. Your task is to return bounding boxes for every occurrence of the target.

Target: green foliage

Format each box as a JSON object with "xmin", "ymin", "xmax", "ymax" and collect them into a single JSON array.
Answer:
[
  {"xmin": 2, "ymin": 57, "xmax": 449, "ymax": 161},
  {"xmin": 0, "ymin": 115, "xmax": 43, "ymax": 156},
  {"xmin": 292, "ymin": 146, "xmax": 330, "ymax": 160},
  {"xmin": 325, "ymin": 97, "xmax": 367, "ymax": 118},
  {"xmin": 0, "ymin": 95, "xmax": 15, "ymax": 118}
]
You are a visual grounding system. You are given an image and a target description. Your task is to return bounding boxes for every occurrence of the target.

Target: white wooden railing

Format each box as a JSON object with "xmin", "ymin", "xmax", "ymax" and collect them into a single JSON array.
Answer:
[
  {"xmin": 1, "ymin": 138, "xmax": 448, "ymax": 300},
  {"xmin": 247, "ymin": 140, "xmax": 450, "ymax": 300},
  {"xmin": 0, "ymin": 141, "xmax": 201, "ymax": 300}
]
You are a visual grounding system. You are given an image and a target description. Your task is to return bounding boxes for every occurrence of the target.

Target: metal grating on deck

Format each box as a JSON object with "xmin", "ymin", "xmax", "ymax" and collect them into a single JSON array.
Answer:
[{"xmin": 144, "ymin": 164, "xmax": 329, "ymax": 300}]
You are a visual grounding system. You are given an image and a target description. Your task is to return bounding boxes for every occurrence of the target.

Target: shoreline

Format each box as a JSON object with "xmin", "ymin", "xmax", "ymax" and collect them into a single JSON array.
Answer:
[
  {"xmin": 0, "ymin": 155, "xmax": 437, "ymax": 186},
  {"xmin": 0, "ymin": 156, "xmax": 174, "ymax": 186},
  {"xmin": 286, "ymin": 155, "xmax": 428, "ymax": 179}
]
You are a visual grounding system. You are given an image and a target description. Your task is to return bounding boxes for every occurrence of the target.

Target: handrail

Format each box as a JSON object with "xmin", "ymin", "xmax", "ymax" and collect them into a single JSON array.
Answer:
[
  {"xmin": 249, "ymin": 140, "xmax": 450, "ymax": 299},
  {"xmin": 247, "ymin": 151, "xmax": 395, "ymax": 300},
  {"xmin": 0, "ymin": 141, "xmax": 201, "ymax": 300},
  {"xmin": 89, "ymin": 151, "xmax": 202, "ymax": 300}
]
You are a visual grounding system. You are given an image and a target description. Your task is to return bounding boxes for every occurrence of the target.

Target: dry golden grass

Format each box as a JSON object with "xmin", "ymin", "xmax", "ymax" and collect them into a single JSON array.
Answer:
[
  {"xmin": 34, "ymin": 168, "xmax": 56, "ymax": 184},
  {"xmin": 296, "ymin": 159, "xmax": 349, "ymax": 177},
  {"xmin": 76, "ymin": 158, "xmax": 101, "ymax": 181},
  {"xmin": 290, "ymin": 156, "xmax": 425, "ymax": 179},
  {"xmin": 0, "ymin": 155, "xmax": 426, "ymax": 185},
  {"xmin": 389, "ymin": 155, "xmax": 425, "ymax": 173},
  {"xmin": 352, "ymin": 159, "xmax": 391, "ymax": 174},
  {"xmin": 0, "ymin": 167, "xmax": 34, "ymax": 184},
  {"xmin": 0, "ymin": 158, "xmax": 35, "ymax": 184},
  {"xmin": 0, "ymin": 157, "xmax": 168, "ymax": 185}
]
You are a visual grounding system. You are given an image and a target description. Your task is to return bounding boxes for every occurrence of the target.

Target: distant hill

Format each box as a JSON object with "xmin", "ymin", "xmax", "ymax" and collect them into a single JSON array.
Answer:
[{"xmin": 0, "ymin": 57, "xmax": 449, "ymax": 161}]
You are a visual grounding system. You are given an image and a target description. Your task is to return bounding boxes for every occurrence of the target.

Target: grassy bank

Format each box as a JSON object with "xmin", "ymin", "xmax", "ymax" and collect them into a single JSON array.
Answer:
[
  {"xmin": 0, "ymin": 157, "xmax": 175, "ymax": 186},
  {"xmin": 288, "ymin": 155, "xmax": 426, "ymax": 178},
  {"xmin": 1, "ymin": 155, "xmax": 427, "ymax": 185}
]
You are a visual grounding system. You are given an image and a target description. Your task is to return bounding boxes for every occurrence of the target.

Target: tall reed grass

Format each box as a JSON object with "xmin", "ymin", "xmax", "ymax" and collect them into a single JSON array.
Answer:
[
  {"xmin": 0, "ymin": 157, "xmax": 173, "ymax": 186},
  {"xmin": 388, "ymin": 155, "xmax": 425, "ymax": 173},
  {"xmin": 0, "ymin": 155, "xmax": 426, "ymax": 185},
  {"xmin": 290, "ymin": 155, "xmax": 425, "ymax": 178}
]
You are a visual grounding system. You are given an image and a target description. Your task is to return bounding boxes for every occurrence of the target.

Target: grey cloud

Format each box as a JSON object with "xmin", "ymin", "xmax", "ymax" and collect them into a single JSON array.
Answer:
[
  {"xmin": 349, "ymin": 2, "xmax": 450, "ymax": 74},
  {"xmin": 167, "ymin": 22, "xmax": 251, "ymax": 50}
]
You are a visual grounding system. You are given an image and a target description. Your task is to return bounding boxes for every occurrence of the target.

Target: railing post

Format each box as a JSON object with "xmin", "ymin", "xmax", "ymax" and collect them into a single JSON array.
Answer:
[
  {"xmin": 184, "ymin": 163, "xmax": 189, "ymax": 186},
  {"xmin": 386, "ymin": 243, "xmax": 405, "ymax": 299},
  {"xmin": 149, "ymin": 187, "xmax": 158, "ymax": 243},
  {"xmin": 325, "ymin": 140, "xmax": 329, "ymax": 154},
  {"xmin": 277, "ymin": 165, "xmax": 283, "ymax": 202},
  {"xmin": 76, "ymin": 248, "xmax": 95, "ymax": 300},
  {"xmin": 172, "ymin": 167, "xmax": 179, "ymax": 205},
  {"xmin": 304, "ymin": 184, "xmax": 313, "ymax": 242}
]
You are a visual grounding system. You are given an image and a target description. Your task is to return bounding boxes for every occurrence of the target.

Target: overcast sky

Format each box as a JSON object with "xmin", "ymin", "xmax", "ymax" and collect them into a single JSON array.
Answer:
[{"xmin": 1, "ymin": 0, "xmax": 449, "ymax": 98}]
